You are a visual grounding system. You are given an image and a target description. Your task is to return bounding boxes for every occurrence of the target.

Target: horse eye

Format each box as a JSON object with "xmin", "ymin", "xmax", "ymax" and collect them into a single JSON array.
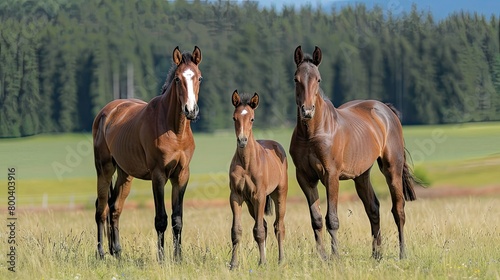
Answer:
[
  {"xmin": 232, "ymin": 117, "xmax": 236, "ymax": 121},
  {"xmin": 251, "ymin": 118, "xmax": 254, "ymax": 122},
  {"xmin": 294, "ymin": 78, "xmax": 299, "ymax": 83},
  {"xmin": 174, "ymin": 77, "xmax": 180, "ymax": 82},
  {"xmin": 318, "ymin": 78, "xmax": 322, "ymax": 83},
  {"xmin": 199, "ymin": 76, "xmax": 203, "ymax": 82}
]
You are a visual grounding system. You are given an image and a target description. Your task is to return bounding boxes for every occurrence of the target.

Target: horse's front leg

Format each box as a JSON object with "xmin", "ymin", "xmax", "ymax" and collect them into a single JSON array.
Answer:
[
  {"xmin": 229, "ymin": 192, "xmax": 243, "ymax": 269},
  {"xmin": 171, "ymin": 167, "xmax": 189, "ymax": 262},
  {"xmin": 322, "ymin": 172, "xmax": 341, "ymax": 258},
  {"xmin": 152, "ymin": 173, "xmax": 168, "ymax": 262},
  {"xmin": 296, "ymin": 171, "xmax": 326, "ymax": 260}
]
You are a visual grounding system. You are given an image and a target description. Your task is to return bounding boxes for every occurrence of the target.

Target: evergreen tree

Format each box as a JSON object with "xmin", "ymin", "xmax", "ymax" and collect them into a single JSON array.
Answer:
[{"xmin": 0, "ymin": 0, "xmax": 499, "ymax": 137}]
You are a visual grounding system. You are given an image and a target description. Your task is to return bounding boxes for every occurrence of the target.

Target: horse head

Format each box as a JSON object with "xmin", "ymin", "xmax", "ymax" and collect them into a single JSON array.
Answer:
[
  {"xmin": 293, "ymin": 45, "xmax": 322, "ymax": 120},
  {"xmin": 172, "ymin": 46, "xmax": 203, "ymax": 120},
  {"xmin": 231, "ymin": 90, "xmax": 259, "ymax": 148}
]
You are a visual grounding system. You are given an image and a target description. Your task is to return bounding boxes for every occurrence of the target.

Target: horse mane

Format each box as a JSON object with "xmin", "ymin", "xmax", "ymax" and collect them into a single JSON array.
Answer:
[
  {"xmin": 236, "ymin": 92, "xmax": 256, "ymax": 107},
  {"xmin": 160, "ymin": 52, "xmax": 195, "ymax": 95},
  {"xmin": 384, "ymin": 103, "xmax": 401, "ymax": 119},
  {"xmin": 300, "ymin": 53, "xmax": 316, "ymax": 65}
]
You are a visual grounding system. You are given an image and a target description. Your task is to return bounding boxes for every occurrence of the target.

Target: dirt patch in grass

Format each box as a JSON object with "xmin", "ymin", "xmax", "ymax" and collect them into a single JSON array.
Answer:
[{"xmin": 16, "ymin": 185, "xmax": 500, "ymax": 213}]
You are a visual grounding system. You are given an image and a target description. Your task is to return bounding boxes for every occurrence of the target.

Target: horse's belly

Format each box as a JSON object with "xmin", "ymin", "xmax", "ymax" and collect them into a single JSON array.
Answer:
[
  {"xmin": 111, "ymin": 149, "xmax": 150, "ymax": 179},
  {"xmin": 340, "ymin": 146, "xmax": 379, "ymax": 178}
]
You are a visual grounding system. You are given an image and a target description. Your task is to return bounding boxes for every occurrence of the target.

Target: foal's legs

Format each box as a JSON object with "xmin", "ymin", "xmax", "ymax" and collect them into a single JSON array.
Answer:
[
  {"xmin": 271, "ymin": 183, "xmax": 287, "ymax": 263},
  {"xmin": 108, "ymin": 167, "xmax": 133, "ymax": 256},
  {"xmin": 378, "ymin": 157, "xmax": 407, "ymax": 259},
  {"xmin": 296, "ymin": 171, "xmax": 326, "ymax": 259},
  {"xmin": 353, "ymin": 168, "xmax": 382, "ymax": 259},
  {"xmin": 229, "ymin": 192, "xmax": 243, "ymax": 269},
  {"xmin": 151, "ymin": 172, "xmax": 168, "ymax": 261},
  {"xmin": 250, "ymin": 197, "xmax": 268, "ymax": 265},
  {"xmin": 95, "ymin": 156, "xmax": 116, "ymax": 259}
]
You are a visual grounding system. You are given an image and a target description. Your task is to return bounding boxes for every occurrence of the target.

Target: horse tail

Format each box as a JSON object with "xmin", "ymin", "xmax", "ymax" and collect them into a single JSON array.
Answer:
[
  {"xmin": 264, "ymin": 195, "xmax": 274, "ymax": 216},
  {"xmin": 402, "ymin": 151, "xmax": 418, "ymax": 201},
  {"xmin": 385, "ymin": 102, "xmax": 418, "ymax": 201}
]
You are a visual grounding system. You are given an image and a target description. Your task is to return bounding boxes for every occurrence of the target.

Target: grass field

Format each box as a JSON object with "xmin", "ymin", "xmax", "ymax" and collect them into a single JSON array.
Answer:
[
  {"xmin": 2, "ymin": 197, "xmax": 500, "ymax": 279},
  {"xmin": 0, "ymin": 122, "xmax": 499, "ymax": 279}
]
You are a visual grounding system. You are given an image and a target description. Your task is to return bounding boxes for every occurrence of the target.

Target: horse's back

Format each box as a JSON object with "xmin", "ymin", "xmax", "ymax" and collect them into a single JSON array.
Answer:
[
  {"xmin": 338, "ymin": 100, "xmax": 402, "ymax": 131},
  {"xmin": 95, "ymin": 98, "xmax": 146, "ymax": 122},
  {"xmin": 257, "ymin": 139, "xmax": 287, "ymax": 164},
  {"xmin": 337, "ymin": 99, "xmax": 405, "ymax": 158}
]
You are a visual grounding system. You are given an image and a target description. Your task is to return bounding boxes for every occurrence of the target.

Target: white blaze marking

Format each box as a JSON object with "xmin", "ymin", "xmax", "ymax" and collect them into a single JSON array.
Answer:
[
  {"xmin": 241, "ymin": 109, "xmax": 248, "ymax": 115},
  {"xmin": 182, "ymin": 69, "xmax": 196, "ymax": 111},
  {"xmin": 239, "ymin": 126, "xmax": 245, "ymax": 139}
]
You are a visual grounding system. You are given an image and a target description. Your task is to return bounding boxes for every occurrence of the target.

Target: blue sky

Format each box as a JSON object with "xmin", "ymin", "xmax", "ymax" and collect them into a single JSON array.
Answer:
[{"xmin": 242, "ymin": 0, "xmax": 499, "ymax": 19}]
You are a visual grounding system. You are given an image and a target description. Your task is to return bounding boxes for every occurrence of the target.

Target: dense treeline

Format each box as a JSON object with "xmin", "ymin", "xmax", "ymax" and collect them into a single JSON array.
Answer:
[{"xmin": 0, "ymin": 0, "xmax": 498, "ymax": 137}]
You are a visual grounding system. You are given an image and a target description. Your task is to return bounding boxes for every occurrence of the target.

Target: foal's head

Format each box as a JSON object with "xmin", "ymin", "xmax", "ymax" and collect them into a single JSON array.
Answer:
[
  {"xmin": 171, "ymin": 46, "xmax": 203, "ymax": 120},
  {"xmin": 293, "ymin": 45, "xmax": 322, "ymax": 120},
  {"xmin": 231, "ymin": 90, "xmax": 259, "ymax": 149}
]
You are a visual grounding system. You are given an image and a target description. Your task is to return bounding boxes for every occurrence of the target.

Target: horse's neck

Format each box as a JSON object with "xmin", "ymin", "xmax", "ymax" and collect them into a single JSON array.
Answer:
[
  {"xmin": 296, "ymin": 97, "xmax": 337, "ymax": 138},
  {"xmin": 236, "ymin": 134, "xmax": 259, "ymax": 168},
  {"xmin": 159, "ymin": 88, "xmax": 190, "ymax": 135}
]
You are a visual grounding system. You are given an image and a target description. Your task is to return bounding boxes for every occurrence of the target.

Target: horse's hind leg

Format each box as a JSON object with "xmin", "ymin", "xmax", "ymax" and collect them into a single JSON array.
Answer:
[
  {"xmin": 271, "ymin": 181, "xmax": 287, "ymax": 263},
  {"xmin": 353, "ymin": 168, "xmax": 381, "ymax": 259},
  {"xmin": 108, "ymin": 166, "xmax": 133, "ymax": 257},
  {"xmin": 94, "ymin": 157, "xmax": 116, "ymax": 259},
  {"xmin": 378, "ymin": 156, "xmax": 407, "ymax": 259}
]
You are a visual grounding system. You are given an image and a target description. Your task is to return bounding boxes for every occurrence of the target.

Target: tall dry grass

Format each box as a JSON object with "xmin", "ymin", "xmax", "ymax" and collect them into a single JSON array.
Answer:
[{"xmin": 3, "ymin": 195, "xmax": 499, "ymax": 279}]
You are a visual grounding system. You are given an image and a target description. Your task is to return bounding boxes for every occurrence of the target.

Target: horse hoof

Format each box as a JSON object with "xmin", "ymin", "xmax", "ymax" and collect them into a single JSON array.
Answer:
[
  {"xmin": 372, "ymin": 251, "xmax": 383, "ymax": 261},
  {"xmin": 174, "ymin": 255, "xmax": 183, "ymax": 263},
  {"xmin": 96, "ymin": 251, "xmax": 105, "ymax": 260},
  {"xmin": 229, "ymin": 261, "xmax": 238, "ymax": 270}
]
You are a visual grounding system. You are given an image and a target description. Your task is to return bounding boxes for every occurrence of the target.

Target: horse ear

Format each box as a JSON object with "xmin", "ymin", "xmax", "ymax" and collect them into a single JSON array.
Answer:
[
  {"xmin": 192, "ymin": 46, "xmax": 202, "ymax": 65},
  {"xmin": 312, "ymin": 46, "xmax": 322, "ymax": 66},
  {"xmin": 249, "ymin": 93, "xmax": 259, "ymax": 109},
  {"xmin": 232, "ymin": 90, "xmax": 241, "ymax": 107},
  {"xmin": 173, "ymin": 46, "xmax": 182, "ymax": 66},
  {"xmin": 294, "ymin": 45, "xmax": 303, "ymax": 66}
]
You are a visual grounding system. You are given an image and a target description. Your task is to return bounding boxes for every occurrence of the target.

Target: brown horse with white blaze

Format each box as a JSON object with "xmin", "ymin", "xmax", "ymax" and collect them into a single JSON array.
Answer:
[
  {"xmin": 229, "ymin": 90, "xmax": 288, "ymax": 269},
  {"xmin": 93, "ymin": 46, "xmax": 202, "ymax": 261},
  {"xmin": 290, "ymin": 46, "xmax": 418, "ymax": 260}
]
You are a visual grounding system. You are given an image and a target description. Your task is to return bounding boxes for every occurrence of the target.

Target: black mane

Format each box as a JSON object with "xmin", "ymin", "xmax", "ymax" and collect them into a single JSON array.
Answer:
[
  {"xmin": 236, "ymin": 92, "xmax": 255, "ymax": 106},
  {"xmin": 300, "ymin": 53, "xmax": 315, "ymax": 65}
]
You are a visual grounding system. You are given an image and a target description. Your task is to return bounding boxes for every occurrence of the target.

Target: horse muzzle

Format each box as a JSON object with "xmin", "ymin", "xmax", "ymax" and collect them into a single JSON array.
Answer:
[
  {"xmin": 237, "ymin": 136, "xmax": 248, "ymax": 148},
  {"xmin": 184, "ymin": 104, "xmax": 199, "ymax": 120},
  {"xmin": 300, "ymin": 104, "xmax": 315, "ymax": 119}
]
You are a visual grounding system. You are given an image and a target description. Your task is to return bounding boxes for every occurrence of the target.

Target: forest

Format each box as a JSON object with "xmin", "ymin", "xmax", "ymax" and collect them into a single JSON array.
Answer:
[{"xmin": 0, "ymin": 0, "xmax": 499, "ymax": 137}]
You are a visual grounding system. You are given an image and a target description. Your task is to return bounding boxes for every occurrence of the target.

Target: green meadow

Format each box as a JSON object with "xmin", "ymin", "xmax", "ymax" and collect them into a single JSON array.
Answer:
[{"xmin": 1, "ymin": 122, "xmax": 499, "ymax": 208}]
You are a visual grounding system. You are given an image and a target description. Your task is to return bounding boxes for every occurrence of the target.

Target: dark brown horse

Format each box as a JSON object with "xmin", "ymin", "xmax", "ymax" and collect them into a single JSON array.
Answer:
[
  {"xmin": 93, "ymin": 46, "xmax": 202, "ymax": 261},
  {"xmin": 290, "ymin": 46, "xmax": 418, "ymax": 260},
  {"xmin": 229, "ymin": 90, "xmax": 288, "ymax": 269}
]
